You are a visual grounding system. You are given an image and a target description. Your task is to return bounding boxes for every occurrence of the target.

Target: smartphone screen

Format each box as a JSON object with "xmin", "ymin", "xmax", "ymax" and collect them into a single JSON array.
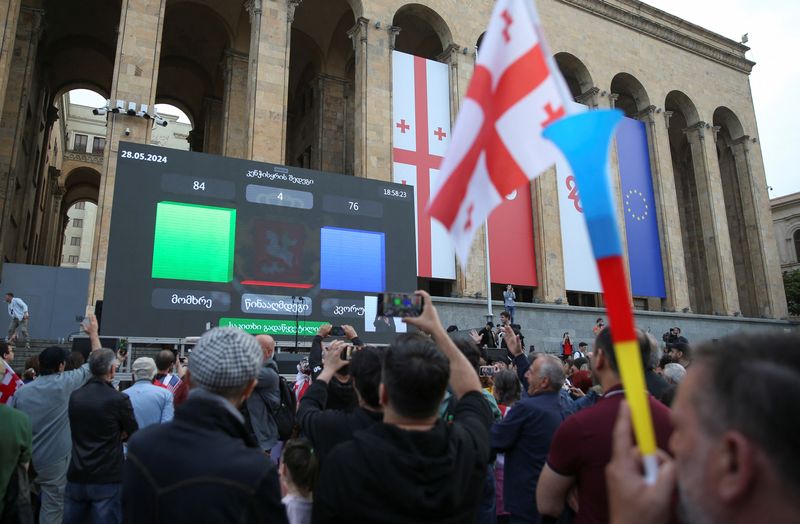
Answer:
[
  {"xmin": 479, "ymin": 365, "xmax": 495, "ymax": 377},
  {"xmin": 377, "ymin": 292, "xmax": 423, "ymax": 318}
]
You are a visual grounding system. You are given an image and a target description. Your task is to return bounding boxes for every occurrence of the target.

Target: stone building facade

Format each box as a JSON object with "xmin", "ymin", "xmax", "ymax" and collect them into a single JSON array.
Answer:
[
  {"xmin": 772, "ymin": 192, "xmax": 800, "ymax": 274},
  {"xmin": 0, "ymin": 0, "xmax": 789, "ymax": 324}
]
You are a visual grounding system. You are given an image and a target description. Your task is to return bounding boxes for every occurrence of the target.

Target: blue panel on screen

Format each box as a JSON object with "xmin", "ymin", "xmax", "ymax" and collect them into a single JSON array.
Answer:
[{"xmin": 320, "ymin": 227, "xmax": 386, "ymax": 292}]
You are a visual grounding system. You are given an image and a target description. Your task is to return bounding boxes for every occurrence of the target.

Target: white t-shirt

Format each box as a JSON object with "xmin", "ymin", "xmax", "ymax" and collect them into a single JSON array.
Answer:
[{"xmin": 282, "ymin": 493, "xmax": 312, "ymax": 524}]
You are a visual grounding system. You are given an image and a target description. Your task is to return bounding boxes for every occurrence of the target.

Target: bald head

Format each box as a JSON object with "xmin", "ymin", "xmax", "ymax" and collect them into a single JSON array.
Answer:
[{"xmin": 256, "ymin": 335, "xmax": 276, "ymax": 361}]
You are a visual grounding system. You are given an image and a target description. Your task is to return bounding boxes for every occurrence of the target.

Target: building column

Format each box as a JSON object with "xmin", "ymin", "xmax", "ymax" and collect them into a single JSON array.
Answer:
[
  {"xmin": 730, "ymin": 136, "xmax": 789, "ymax": 318},
  {"xmin": 245, "ymin": 0, "xmax": 298, "ymax": 164},
  {"xmin": 46, "ymin": 181, "xmax": 64, "ymax": 265},
  {"xmin": 437, "ymin": 42, "xmax": 480, "ymax": 297},
  {"xmin": 637, "ymin": 105, "xmax": 690, "ymax": 312},
  {"xmin": 348, "ymin": 17, "xmax": 369, "ymax": 179},
  {"xmin": 0, "ymin": 0, "xmax": 21, "ymax": 119},
  {"xmin": 222, "ymin": 49, "xmax": 249, "ymax": 159},
  {"xmin": 683, "ymin": 122, "xmax": 740, "ymax": 316},
  {"xmin": 41, "ymin": 167, "xmax": 62, "ymax": 265},
  {"xmin": 314, "ymin": 73, "xmax": 350, "ymax": 175},
  {"xmin": 348, "ymin": 16, "xmax": 392, "ymax": 181},
  {"xmin": 533, "ymin": 165, "xmax": 567, "ymax": 303},
  {"xmin": 89, "ymin": 0, "xmax": 167, "ymax": 304},
  {"xmin": 453, "ymin": 46, "xmax": 492, "ymax": 298},
  {"xmin": 202, "ymin": 97, "xmax": 223, "ymax": 155},
  {"xmin": 0, "ymin": 7, "xmax": 43, "ymax": 265}
]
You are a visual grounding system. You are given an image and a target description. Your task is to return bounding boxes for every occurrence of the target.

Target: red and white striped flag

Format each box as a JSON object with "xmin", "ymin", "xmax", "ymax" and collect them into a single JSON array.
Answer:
[
  {"xmin": 429, "ymin": 0, "xmax": 579, "ymax": 264},
  {"xmin": 1, "ymin": 364, "xmax": 24, "ymax": 405},
  {"xmin": 392, "ymin": 50, "xmax": 456, "ymax": 280}
]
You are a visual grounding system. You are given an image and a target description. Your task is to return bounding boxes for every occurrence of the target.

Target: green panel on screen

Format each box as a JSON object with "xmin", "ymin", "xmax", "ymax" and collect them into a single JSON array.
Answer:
[{"xmin": 151, "ymin": 201, "xmax": 236, "ymax": 282}]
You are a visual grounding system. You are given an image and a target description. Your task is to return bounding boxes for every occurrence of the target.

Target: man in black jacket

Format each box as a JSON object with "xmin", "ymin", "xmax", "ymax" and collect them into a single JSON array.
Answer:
[
  {"xmin": 123, "ymin": 327, "xmax": 288, "ymax": 524},
  {"xmin": 64, "ymin": 348, "xmax": 137, "ymax": 524},
  {"xmin": 313, "ymin": 291, "xmax": 493, "ymax": 523},
  {"xmin": 297, "ymin": 342, "xmax": 383, "ymax": 463}
]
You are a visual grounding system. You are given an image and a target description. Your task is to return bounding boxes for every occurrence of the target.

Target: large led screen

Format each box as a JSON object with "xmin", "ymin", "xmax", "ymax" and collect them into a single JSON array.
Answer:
[{"xmin": 102, "ymin": 143, "xmax": 417, "ymax": 343}]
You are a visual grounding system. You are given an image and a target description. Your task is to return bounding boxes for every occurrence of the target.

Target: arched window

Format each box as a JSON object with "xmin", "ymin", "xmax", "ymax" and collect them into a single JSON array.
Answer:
[{"xmin": 794, "ymin": 229, "xmax": 800, "ymax": 262}]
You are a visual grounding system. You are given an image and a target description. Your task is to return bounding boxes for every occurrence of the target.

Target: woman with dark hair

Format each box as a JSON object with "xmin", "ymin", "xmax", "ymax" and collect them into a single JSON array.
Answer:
[{"xmin": 280, "ymin": 438, "xmax": 318, "ymax": 524}]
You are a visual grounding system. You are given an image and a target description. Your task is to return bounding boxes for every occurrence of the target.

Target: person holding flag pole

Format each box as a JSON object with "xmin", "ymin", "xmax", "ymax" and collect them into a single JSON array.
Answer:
[{"xmin": 428, "ymin": 0, "xmax": 663, "ymax": 497}]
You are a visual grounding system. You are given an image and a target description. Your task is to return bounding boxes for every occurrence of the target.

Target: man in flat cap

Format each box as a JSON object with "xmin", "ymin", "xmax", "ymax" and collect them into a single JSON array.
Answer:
[{"xmin": 122, "ymin": 327, "xmax": 288, "ymax": 524}]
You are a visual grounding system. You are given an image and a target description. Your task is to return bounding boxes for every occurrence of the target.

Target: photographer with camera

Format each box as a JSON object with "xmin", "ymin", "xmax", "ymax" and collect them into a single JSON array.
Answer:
[
  {"xmin": 308, "ymin": 324, "xmax": 364, "ymax": 411},
  {"xmin": 662, "ymin": 326, "xmax": 688, "ymax": 346},
  {"xmin": 297, "ymin": 340, "xmax": 384, "ymax": 464}
]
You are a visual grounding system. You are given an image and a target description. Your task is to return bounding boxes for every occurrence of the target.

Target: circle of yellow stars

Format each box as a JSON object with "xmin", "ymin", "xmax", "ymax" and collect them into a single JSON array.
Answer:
[{"xmin": 625, "ymin": 189, "xmax": 649, "ymax": 221}]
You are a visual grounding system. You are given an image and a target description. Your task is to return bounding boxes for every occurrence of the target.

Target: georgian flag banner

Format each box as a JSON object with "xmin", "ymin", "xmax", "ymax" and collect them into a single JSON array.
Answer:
[
  {"xmin": 429, "ymin": 0, "xmax": 579, "ymax": 264},
  {"xmin": 392, "ymin": 51, "xmax": 456, "ymax": 280}
]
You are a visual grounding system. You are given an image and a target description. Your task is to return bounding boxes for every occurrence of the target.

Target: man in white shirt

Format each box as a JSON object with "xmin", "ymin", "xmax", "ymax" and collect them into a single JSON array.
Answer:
[
  {"xmin": 124, "ymin": 357, "xmax": 174, "ymax": 429},
  {"xmin": 5, "ymin": 292, "xmax": 29, "ymax": 346}
]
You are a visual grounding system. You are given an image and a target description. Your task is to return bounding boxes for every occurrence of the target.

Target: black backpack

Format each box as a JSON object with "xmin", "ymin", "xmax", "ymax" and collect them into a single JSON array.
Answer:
[{"xmin": 269, "ymin": 375, "xmax": 297, "ymax": 441}]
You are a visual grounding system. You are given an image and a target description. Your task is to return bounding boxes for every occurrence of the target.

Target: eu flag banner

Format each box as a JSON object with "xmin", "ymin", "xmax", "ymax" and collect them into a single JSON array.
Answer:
[{"xmin": 616, "ymin": 117, "xmax": 666, "ymax": 298}]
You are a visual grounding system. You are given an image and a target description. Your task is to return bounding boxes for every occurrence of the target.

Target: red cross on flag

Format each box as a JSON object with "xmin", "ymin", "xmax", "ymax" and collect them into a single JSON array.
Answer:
[
  {"xmin": 392, "ymin": 50, "xmax": 456, "ymax": 280},
  {"xmin": 0, "ymin": 364, "xmax": 23, "ymax": 405},
  {"xmin": 429, "ymin": 0, "xmax": 580, "ymax": 265}
]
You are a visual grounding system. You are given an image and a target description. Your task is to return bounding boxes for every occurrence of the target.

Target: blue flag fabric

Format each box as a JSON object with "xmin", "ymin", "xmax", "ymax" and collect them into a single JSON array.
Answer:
[{"xmin": 616, "ymin": 117, "xmax": 666, "ymax": 298}]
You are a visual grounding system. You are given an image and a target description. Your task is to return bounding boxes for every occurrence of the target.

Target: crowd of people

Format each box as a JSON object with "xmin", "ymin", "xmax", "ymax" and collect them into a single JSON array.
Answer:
[{"xmin": 0, "ymin": 293, "xmax": 798, "ymax": 524}]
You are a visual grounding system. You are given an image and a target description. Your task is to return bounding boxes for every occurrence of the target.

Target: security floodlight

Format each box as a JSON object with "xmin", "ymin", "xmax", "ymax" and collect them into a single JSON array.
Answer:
[
  {"xmin": 137, "ymin": 104, "xmax": 152, "ymax": 120},
  {"xmin": 113, "ymin": 100, "xmax": 125, "ymax": 113},
  {"xmin": 126, "ymin": 101, "xmax": 137, "ymax": 116}
]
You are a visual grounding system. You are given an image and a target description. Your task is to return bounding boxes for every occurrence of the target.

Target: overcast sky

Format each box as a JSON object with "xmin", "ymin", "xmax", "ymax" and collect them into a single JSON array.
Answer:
[
  {"xmin": 69, "ymin": 1, "xmax": 797, "ymax": 198},
  {"xmin": 644, "ymin": 0, "xmax": 799, "ymax": 198}
]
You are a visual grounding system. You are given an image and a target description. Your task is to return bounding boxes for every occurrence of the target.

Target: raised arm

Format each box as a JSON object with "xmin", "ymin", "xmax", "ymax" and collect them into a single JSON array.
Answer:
[
  {"xmin": 403, "ymin": 291, "xmax": 481, "ymax": 399},
  {"xmin": 309, "ymin": 323, "xmax": 332, "ymax": 380},
  {"xmin": 82, "ymin": 313, "xmax": 102, "ymax": 351}
]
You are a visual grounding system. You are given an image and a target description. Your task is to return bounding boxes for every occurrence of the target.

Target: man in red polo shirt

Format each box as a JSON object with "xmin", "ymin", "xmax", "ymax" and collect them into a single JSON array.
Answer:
[{"xmin": 536, "ymin": 327, "xmax": 673, "ymax": 524}]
